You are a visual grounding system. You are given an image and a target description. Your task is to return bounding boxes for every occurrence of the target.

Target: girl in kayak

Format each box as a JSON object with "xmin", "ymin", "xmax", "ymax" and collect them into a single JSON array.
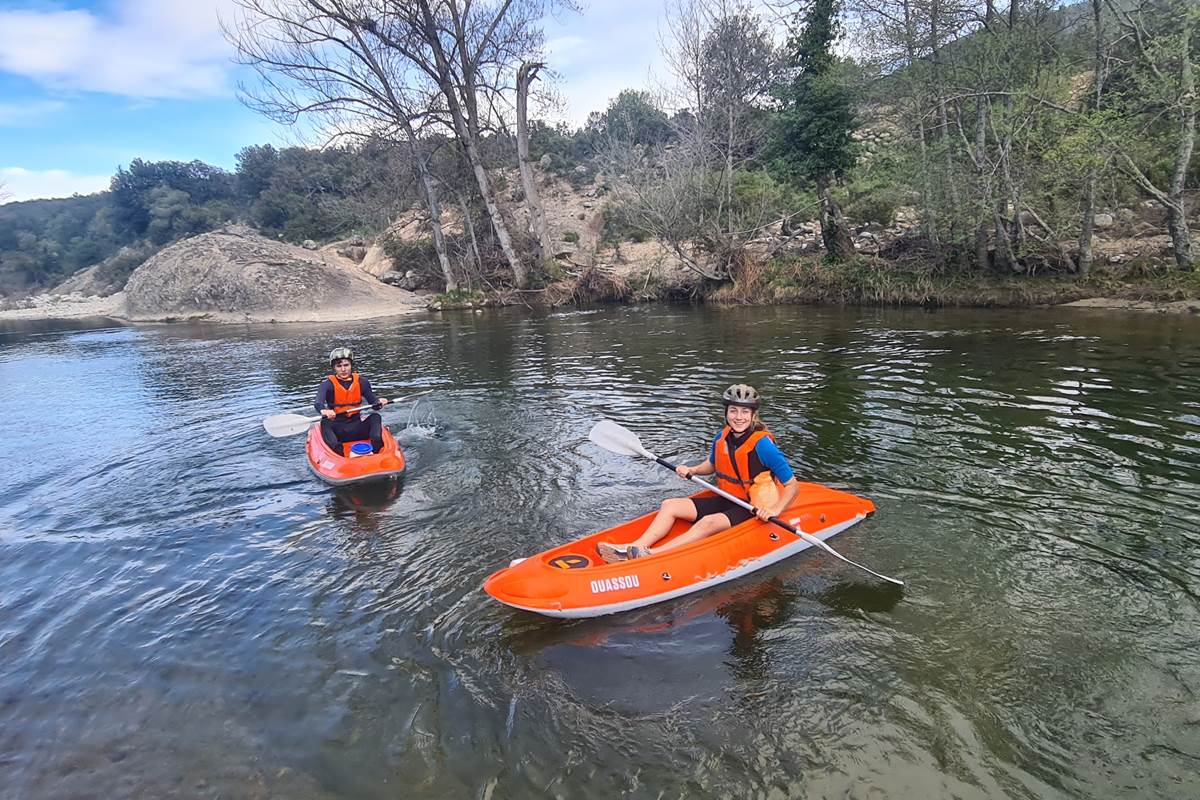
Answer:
[
  {"xmin": 598, "ymin": 384, "xmax": 800, "ymax": 562},
  {"xmin": 315, "ymin": 347, "xmax": 390, "ymax": 453}
]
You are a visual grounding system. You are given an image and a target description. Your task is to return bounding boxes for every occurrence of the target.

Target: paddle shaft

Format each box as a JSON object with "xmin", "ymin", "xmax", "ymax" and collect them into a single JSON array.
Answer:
[{"xmin": 650, "ymin": 454, "xmax": 905, "ymax": 587}]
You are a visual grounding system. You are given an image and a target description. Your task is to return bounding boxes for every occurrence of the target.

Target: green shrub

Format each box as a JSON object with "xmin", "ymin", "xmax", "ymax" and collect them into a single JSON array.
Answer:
[{"xmin": 562, "ymin": 231, "xmax": 580, "ymax": 243}]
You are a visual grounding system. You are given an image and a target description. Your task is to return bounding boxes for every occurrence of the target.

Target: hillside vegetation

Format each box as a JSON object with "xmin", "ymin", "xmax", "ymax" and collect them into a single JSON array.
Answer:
[{"xmin": 1, "ymin": 0, "xmax": 1196, "ymax": 306}]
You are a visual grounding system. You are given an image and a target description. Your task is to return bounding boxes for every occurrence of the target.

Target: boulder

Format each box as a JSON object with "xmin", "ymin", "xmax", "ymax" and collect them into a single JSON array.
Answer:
[
  {"xmin": 123, "ymin": 227, "xmax": 421, "ymax": 322},
  {"xmin": 358, "ymin": 243, "xmax": 395, "ymax": 277},
  {"xmin": 539, "ymin": 153, "xmax": 552, "ymax": 168},
  {"xmin": 337, "ymin": 245, "xmax": 369, "ymax": 263},
  {"xmin": 1093, "ymin": 213, "xmax": 1115, "ymax": 229}
]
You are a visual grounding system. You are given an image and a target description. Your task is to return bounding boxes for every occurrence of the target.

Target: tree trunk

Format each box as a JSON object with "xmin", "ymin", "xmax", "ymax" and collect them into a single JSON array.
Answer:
[
  {"xmin": 930, "ymin": 0, "xmax": 966, "ymax": 269},
  {"xmin": 818, "ymin": 177, "xmax": 855, "ymax": 262},
  {"xmin": 403, "ymin": 131, "xmax": 456, "ymax": 291},
  {"xmin": 973, "ymin": 96, "xmax": 991, "ymax": 271},
  {"xmin": 993, "ymin": 207, "xmax": 1015, "ymax": 272},
  {"xmin": 1166, "ymin": 17, "xmax": 1195, "ymax": 270},
  {"xmin": 1078, "ymin": 180, "xmax": 1096, "ymax": 275},
  {"xmin": 516, "ymin": 61, "xmax": 553, "ymax": 266},
  {"xmin": 1078, "ymin": 0, "xmax": 1105, "ymax": 276},
  {"xmin": 974, "ymin": 3, "xmax": 997, "ymax": 271},
  {"xmin": 902, "ymin": 0, "xmax": 941, "ymax": 260}
]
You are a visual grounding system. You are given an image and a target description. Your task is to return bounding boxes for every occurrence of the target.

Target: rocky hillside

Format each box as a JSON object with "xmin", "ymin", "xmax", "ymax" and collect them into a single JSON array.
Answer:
[{"xmin": 123, "ymin": 226, "xmax": 423, "ymax": 322}]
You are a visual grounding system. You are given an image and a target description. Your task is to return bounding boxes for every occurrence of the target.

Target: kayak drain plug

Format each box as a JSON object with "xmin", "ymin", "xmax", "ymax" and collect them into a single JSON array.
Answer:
[
  {"xmin": 661, "ymin": 572, "xmax": 671, "ymax": 581},
  {"xmin": 769, "ymin": 532, "xmax": 779, "ymax": 541}
]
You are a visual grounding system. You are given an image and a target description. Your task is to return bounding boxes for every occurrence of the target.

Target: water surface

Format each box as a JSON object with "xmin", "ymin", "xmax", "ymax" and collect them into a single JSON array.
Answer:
[{"xmin": 1, "ymin": 305, "xmax": 1198, "ymax": 799}]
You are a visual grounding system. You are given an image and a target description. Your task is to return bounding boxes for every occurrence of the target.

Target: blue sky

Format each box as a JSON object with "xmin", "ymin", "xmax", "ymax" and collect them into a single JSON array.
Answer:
[{"xmin": 0, "ymin": 0, "xmax": 679, "ymax": 203}]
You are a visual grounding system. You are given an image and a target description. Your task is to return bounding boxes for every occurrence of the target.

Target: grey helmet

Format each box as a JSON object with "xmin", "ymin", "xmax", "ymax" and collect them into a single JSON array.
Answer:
[
  {"xmin": 329, "ymin": 347, "xmax": 354, "ymax": 368},
  {"xmin": 722, "ymin": 383, "xmax": 761, "ymax": 409}
]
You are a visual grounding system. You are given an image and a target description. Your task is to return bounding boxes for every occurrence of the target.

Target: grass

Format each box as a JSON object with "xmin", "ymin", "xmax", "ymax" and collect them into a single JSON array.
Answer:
[{"xmin": 708, "ymin": 254, "xmax": 1200, "ymax": 308}]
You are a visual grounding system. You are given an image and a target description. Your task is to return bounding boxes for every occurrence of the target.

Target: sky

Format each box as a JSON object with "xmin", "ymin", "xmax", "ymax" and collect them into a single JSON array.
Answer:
[{"xmin": 0, "ymin": 0, "xmax": 680, "ymax": 203}]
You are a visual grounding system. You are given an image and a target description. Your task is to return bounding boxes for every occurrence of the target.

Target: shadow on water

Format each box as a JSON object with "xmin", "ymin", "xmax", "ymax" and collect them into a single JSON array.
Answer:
[
  {"xmin": 325, "ymin": 479, "xmax": 405, "ymax": 517},
  {"xmin": 499, "ymin": 556, "xmax": 903, "ymax": 681}
]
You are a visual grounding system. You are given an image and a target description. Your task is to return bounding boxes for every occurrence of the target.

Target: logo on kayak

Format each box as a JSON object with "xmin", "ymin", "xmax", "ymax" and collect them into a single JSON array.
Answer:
[
  {"xmin": 589, "ymin": 574, "xmax": 640, "ymax": 594},
  {"xmin": 548, "ymin": 554, "xmax": 590, "ymax": 570}
]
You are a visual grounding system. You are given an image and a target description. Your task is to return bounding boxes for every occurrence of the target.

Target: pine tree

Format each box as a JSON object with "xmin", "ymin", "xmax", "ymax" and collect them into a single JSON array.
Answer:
[{"xmin": 771, "ymin": 0, "xmax": 856, "ymax": 261}]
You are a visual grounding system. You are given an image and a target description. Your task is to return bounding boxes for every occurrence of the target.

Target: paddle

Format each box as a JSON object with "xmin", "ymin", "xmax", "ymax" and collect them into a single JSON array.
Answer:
[
  {"xmin": 263, "ymin": 401, "xmax": 388, "ymax": 438},
  {"xmin": 262, "ymin": 389, "xmax": 433, "ymax": 438},
  {"xmin": 588, "ymin": 419, "xmax": 905, "ymax": 587}
]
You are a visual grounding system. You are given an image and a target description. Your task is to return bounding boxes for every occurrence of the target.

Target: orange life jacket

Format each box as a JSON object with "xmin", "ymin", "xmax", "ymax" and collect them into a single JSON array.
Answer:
[
  {"xmin": 328, "ymin": 373, "xmax": 363, "ymax": 418},
  {"xmin": 713, "ymin": 426, "xmax": 783, "ymax": 507}
]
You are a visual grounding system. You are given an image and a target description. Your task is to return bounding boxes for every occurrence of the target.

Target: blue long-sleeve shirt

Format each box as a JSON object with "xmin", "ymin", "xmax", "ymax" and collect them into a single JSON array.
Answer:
[{"xmin": 314, "ymin": 375, "xmax": 379, "ymax": 414}]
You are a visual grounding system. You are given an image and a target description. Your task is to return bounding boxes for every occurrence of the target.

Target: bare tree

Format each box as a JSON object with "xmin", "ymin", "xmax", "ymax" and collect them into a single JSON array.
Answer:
[
  {"xmin": 602, "ymin": 0, "xmax": 780, "ymax": 282},
  {"xmin": 374, "ymin": 0, "xmax": 565, "ymax": 288},
  {"xmin": 0, "ymin": 179, "xmax": 10, "ymax": 204},
  {"xmin": 1106, "ymin": 0, "xmax": 1195, "ymax": 270},
  {"xmin": 225, "ymin": 0, "xmax": 459, "ymax": 289},
  {"xmin": 516, "ymin": 61, "xmax": 553, "ymax": 264}
]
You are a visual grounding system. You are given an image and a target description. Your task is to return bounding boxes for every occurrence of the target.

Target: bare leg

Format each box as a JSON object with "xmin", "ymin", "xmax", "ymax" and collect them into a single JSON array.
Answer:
[
  {"xmin": 598, "ymin": 497, "xmax": 696, "ymax": 562},
  {"xmin": 629, "ymin": 497, "xmax": 699, "ymax": 549},
  {"xmin": 651, "ymin": 513, "xmax": 733, "ymax": 555}
]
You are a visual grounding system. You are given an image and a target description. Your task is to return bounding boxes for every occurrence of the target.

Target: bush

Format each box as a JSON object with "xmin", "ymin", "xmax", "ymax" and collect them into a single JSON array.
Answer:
[
  {"xmin": 562, "ymin": 231, "xmax": 580, "ymax": 243},
  {"xmin": 844, "ymin": 194, "xmax": 897, "ymax": 227},
  {"xmin": 600, "ymin": 204, "xmax": 652, "ymax": 246}
]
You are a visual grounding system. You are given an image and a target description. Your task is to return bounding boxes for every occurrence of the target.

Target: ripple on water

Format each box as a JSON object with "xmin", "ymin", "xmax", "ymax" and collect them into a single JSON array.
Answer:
[{"xmin": 0, "ymin": 306, "xmax": 1198, "ymax": 799}]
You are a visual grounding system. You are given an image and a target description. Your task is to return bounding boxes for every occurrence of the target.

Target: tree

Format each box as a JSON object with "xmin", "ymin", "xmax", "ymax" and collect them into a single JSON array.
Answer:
[
  {"xmin": 516, "ymin": 61, "xmax": 554, "ymax": 264},
  {"xmin": 1105, "ymin": 0, "xmax": 1196, "ymax": 270},
  {"xmin": 585, "ymin": 89, "xmax": 674, "ymax": 146},
  {"xmin": 227, "ymin": 0, "xmax": 459, "ymax": 289},
  {"xmin": 698, "ymin": 7, "xmax": 776, "ymax": 237},
  {"xmin": 385, "ymin": 0, "xmax": 566, "ymax": 288},
  {"xmin": 109, "ymin": 158, "xmax": 234, "ymax": 237},
  {"xmin": 772, "ymin": 0, "xmax": 856, "ymax": 261}
]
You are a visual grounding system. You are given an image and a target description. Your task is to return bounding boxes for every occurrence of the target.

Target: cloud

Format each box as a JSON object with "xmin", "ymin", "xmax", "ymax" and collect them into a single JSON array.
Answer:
[
  {"xmin": 0, "ymin": 0, "xmax": 235, "ymax": 98},
  {"xmin": 0, "ymin": 99, "xmax": 66, "ymax": 126},
  {"xmin": 1, "ymin": 167, "xmax": 111, "ymax": 203}
]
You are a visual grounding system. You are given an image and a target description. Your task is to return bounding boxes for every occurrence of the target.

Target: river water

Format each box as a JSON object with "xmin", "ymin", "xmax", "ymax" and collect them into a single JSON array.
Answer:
[{"xmin": 1, "ymin": 305, "xmax": 1198, "ymax": 799}]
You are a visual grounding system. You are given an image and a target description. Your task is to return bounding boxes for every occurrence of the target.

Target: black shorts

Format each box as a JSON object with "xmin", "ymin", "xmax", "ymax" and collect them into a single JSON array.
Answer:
[{"xmin": 691, "ymin": 495, "xmax": 754, "ymax": 527}]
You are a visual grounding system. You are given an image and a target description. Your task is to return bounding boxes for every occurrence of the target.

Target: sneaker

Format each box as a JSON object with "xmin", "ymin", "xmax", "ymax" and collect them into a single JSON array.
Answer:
[
  {"xmin": 627, "ymin": 545, "xmax": 653, "ymax": 559},
  {"xmin": 597, "ymin": 542, "xmax": 629, "ymax": 563}
]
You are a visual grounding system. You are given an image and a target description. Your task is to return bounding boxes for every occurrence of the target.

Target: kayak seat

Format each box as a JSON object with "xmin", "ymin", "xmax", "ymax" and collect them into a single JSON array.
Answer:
[{"xmin": 342, "ymin": 439, "xmax": 374, "ymax": 457}]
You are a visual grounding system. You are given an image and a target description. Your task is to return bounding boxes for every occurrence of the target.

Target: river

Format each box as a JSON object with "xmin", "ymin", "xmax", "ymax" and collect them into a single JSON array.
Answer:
[{"xmin": 1, "ymin": 305, "xmax": 1197, "ymax": 799}]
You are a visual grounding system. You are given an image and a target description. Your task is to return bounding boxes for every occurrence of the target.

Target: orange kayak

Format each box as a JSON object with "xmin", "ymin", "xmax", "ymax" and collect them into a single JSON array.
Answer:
[
  {"xmin": 305, "ymin": 423, "xmax": 407, "ymax": 486},
  {"xmin": 483, "ymin": 483, "xmax": 875, "ymax": 618}
]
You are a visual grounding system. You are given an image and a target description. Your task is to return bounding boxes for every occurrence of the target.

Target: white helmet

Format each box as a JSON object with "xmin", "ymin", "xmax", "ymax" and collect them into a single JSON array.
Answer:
[
  {"xmin": 328, "ymin": 347, "xmax": 354, "ymax": 368},
  {"xmin": 722, "ymin": 383, "xmax": 761, "ymax": 409}
]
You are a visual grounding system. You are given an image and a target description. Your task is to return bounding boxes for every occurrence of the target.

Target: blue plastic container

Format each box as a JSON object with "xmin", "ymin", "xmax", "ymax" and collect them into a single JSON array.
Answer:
[{"xmin": 349, "ymin": 442, "xmax": 374, "ymax": 457}]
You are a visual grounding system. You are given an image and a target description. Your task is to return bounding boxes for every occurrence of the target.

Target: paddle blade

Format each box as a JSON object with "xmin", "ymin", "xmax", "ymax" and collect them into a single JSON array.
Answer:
[
  {"xmin": 263, "ymin": 413, "xmax": 318, "ymax": 438},
  {"xmin": 588, "ymin": 420, "xmax": 654, "ymax": 459}
]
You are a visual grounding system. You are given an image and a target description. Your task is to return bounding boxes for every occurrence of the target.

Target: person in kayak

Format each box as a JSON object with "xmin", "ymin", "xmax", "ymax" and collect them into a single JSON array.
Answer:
[
  {"xmin": 315, "ymin": 347, "xmax": 390, "ymax": 453},
  {"xmin": 598, "ymin": 384, "xmax": 800, "ymax": 562}
]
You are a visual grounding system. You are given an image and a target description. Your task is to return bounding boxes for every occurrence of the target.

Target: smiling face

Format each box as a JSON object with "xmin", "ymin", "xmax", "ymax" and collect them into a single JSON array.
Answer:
[
  {"xmin": 725, "ymin": 403, "xmax": 754, "ymax": 433},
  {"xmin": 333, "ymin": 359, "xmax": 353, "ymax": 380}
]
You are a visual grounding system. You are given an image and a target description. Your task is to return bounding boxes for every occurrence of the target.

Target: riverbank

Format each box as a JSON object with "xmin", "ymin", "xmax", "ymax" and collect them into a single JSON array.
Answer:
[
  {"xmin": 427, "ymin": 258, "xmax": 1200, "ymax": 315},
  {"xmin": 716, "ymin": 257, "xmax": 1200, "ymax": 313},
  {"xmin": 6, "ymin": 255, "xmax": 1199, "ymax": 322}
]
